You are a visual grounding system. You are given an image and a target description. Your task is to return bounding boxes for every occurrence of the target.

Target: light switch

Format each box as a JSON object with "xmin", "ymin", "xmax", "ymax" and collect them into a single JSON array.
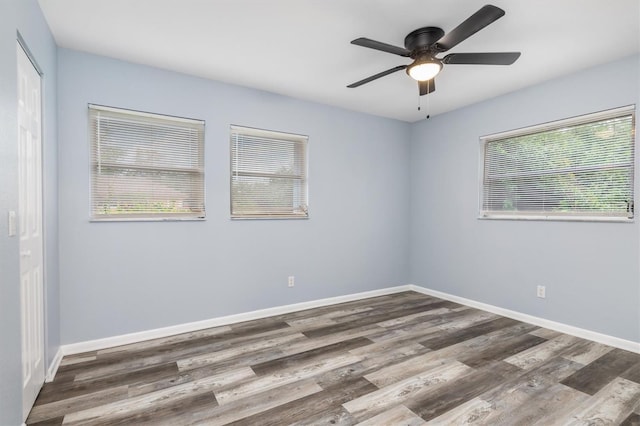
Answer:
[{"xmin": 8, "ymin": 211, "xmax": 16, "ymax": 236}]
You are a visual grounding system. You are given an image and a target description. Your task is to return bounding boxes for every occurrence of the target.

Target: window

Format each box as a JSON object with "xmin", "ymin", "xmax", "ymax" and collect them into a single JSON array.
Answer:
[
  {"xmin": 89, "ymin": 105, "xmax": 205, "ymax": 220},
  {"xmin": 480, "ymin": 105, "xmax": 635, "ymax": 221},
  {"xmin": 230, "ymin": 125, "xmax": 308, "ymax": 219}
]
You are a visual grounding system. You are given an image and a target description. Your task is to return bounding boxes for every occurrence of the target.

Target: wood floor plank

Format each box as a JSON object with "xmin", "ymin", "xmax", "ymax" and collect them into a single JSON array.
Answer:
[
  {"xmin": 419, "ymin": 316, "xmax": 524, "ymax": 350},
  {"xmin": 459, "ymin": 357, "xmax": 585, "ymax": 425},
  {"xmin": 355, "ymin": 339, "xmax": 430, "ymax": 370},
  {"xmin": 96, "ymin": 326, "xmax": 233, "ymax": 356},
  {"xmin": 364, "ymin": 352, "xmax": 452, "ymax": 388},
  {"xmin": 556, "ymin": 377, "xmax": 640, "ymax": 425},
  {"xmin": 622, "ymin": 412, "xmax": 640, "ymax": 425},
  {"xmin": 26, "ymin": 385, "xmax": 129, "ymax": 424},
  {"xmin": 280, "ymin": 324, "xmax": 383, "ymax": 357},
  {"xmin": 276, "ymin": 292, "xmax": 421, "ymax": 323},
  {"xmin": 561, "ymin": 348, "xmax": 640, "ymax": 395},
  {"xmin": 85, "ymin": 392, "xmax": 217, "ymax": 426},
  {"xmin": 529, "ymin": 327, "xmax": 563, "ymax": 340},
  {"xmin": 355, "ymin": 404, "xmax": 426, "ymax": 426},
  {"xmin": 621, "ymin": 360, "xmax": 640, "ymax": 384},
  {"xmin": 289, "ymin": 405, "xmax": 357, "ymax": 426},
  {"xmin": 26, "ymin": 417, "xmax": 64, "ymax": 426},
  {"xmin": 72, "ymin": 326, "xmax": 300, "ymax": 382},
  {"xmin": 303, "ymin": 300, "xmax": 459, "ymax": 339},
  {"xmin": 285, "ymin": 315, "xmax": 338, "ymax": 330},
  {"xmin": 59, "ymin": 354, "xmax": 96, "ymax": 367},
  {"xmin": 187, "ymin": 379, "xmax": 323, "ymax": 425},
  {"xmin": 227, "ymin": 377, "xmax": 377, "ymax": 426},
  {"xmin": 447, "ymin": 319, "xmax": 538, "ymax": 353},
  {"xmin": 527, "ymin": 383, "xmax": 592, "ymax": 426},
  {"xmin": 375, "ymin": 306, "xmax": 462, "ymax": 328},
  {"xmin": 176, "ymin": 332, "xmax": 306, "ymax": 371},
  {"xmin": 422, "ymin": 397, "xmax": 493, "ymax": 425},
  {"xmin": 343, "ymin": 360, "xmax": 472, "ymax": 421},
  {"xmin": 127, "ymin": 361, "xmax": 263, "ymax": 399},
  {"xmin": 480, "ymin": 356, "xmax": 583, "ymax": 402},
  {"xmin": 126, "ymin": 370, "xmax": 199, "ymax": 398},
  {"xmin": 503, "ymin": 333, "xmax": 581, "ymax": 370},
  {"xmin": 214, "ymin": 352, "xmax": 361, "ymax": 405},
  {"xmin": 458, "ymin": 333, "xmax": 547, "ymax": 368},
  {"xmin": 314, "ymin": 342, "xmax": 430, "ymax": 389},
  {"xmin": 368, "ymin": 308, "xmax": 497, "ymax": 344},
  {"xmin": 284, "ymin": 306, "xmax": 374, "ymax": 329},
  {"xmin": 561, "ymin": 339, "xmax": 614, "ymax": 365},
  {"xmin": 364, "ymin": 320, "xmax": 536, "ymax": 390},
  {"xmin": 62, "ymin": 368, "xmax": 252, "ymax": 425},
  {"xmin": 26, "ymin": 291, "xmax": 640, "ymax": 425},
  {"xmin": 37, "ymin": 362, "xmax": 179, "ymax": 406},
  {"xmin": 224, "ymin": 318, "xmax": 293, "ymax": 337},
  {"xmin": 250, "ymin": 336, "xmax": 372, "ymax": 376},
  {"xmin": 506, "ymin": 383, "xmax": 589, "ymax": 426},
  {"xmin": 404, "ymin": 361, "xmax": 521, "ymax": 422}
]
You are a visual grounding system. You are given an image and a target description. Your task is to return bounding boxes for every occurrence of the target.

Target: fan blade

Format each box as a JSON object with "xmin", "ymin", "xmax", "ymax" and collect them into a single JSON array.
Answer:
[
  {"xmin": 443, "ymin": 52, "xmax": 520, "ymax": 65},
  {"xmin": 419, "ymin": 79, "xmax": 436, "ymax": 96},
  {"xmin": 347, "ymin": 65, "xmax": 407, "ymax": 88},
  {"xmin": 435, "ymin": 5, "xmax": 505, "ymax": 51},
  {"xmin": 351, "ymin": 38, "xmax": 411, "ymax": 57}
]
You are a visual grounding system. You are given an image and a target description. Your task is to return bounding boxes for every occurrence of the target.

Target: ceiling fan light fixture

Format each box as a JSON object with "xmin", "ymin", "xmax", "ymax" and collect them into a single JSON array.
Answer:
[{"xmin": 407, "ymin": 58, "xmax": 442, "ymax": 81}]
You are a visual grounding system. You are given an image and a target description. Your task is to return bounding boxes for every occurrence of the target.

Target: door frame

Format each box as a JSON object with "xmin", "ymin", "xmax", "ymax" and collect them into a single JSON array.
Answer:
[{"xmin": 17, "ymin": 34, "xmax": 48, "ymax": 421}]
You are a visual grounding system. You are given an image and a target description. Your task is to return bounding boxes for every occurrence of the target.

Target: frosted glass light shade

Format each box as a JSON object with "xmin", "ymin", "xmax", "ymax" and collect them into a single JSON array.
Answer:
[{"xmin": 407, "ymin": 61, "xmax": 442, "ymax": 81}]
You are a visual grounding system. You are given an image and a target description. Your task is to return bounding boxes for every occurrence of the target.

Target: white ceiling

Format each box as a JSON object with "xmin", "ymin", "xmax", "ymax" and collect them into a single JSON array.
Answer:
[{"xmin": 38, "ymin": 0, "xmax": 640, "ymax": 122}]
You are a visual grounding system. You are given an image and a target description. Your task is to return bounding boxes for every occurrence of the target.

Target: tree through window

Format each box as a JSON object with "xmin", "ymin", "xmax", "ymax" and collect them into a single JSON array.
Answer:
[
  {"xmin": 480, "ymin": 106, "xmax": 635, "ymax": 221},
  {"xmin": 230, "ymin": 125, "xmax": 308, "ymax": 219},
  {"xmin": 89, "ymin": 105, "xmax": 205, "ymax": 220}
]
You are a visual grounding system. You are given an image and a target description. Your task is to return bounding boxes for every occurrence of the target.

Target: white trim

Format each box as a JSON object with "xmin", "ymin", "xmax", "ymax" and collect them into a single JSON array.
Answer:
[
  {"xmin": 88, "ymin": 103, "xmax": 204, "ymax": 125},
  {"xmin": 477, "ymin": 215, "xmax": 633, "ymax": 223},
  {"xmin": 409, "ymin": 284, "xmax": 640, "ymax": 354},
  {"xmin": 60, "ymin": 285, "xmax": 412, "ymax": 356},
  {"xmin": 45, "ymin": 348, "xmax": 63, "ymax": 382},
  {"xmin": 480, "ymin": 104, "xmax": 635, "ymax": 141},
  {"xmin": 56, "ymin": 283, "xmax": 639, "ymax": 367}
]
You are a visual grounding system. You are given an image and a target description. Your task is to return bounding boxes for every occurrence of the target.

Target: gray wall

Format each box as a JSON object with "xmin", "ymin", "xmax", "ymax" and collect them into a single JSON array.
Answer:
[
  {"xmin": 410, "ymin": 54, "xmax": 640, "ymax": 342},
  {"xmin": 2, "ymin": 4, "xmax": 638, "ymax": 423},
  {"xmin": 0, "ymin": 0, "xmax": 58, "ymax": 424},
  {"xmin": 57, "ymin": 48, "xmax": 411, "ymax": 344}
]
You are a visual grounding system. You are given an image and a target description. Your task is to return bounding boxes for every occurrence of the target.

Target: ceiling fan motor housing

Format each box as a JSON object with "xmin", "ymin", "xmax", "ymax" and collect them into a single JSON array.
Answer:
[{"xmin": 404, "ymin": 27, "xmax": 445, "ymax": 55}]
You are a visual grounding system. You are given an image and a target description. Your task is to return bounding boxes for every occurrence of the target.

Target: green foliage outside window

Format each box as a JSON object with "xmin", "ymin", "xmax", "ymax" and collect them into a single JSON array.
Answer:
[{"xmin": 482, "ymin": 108, "xmax": 635, "ymax": 219}]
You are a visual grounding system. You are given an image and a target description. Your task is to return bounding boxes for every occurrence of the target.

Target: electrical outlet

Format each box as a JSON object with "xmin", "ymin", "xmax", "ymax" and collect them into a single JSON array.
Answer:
[
  {"xmin": 288, "ymin": 276, "xmax": 295, "ymax": 287},
  {"xmin": 537, "ymin": 285, "xmax": 546, "ymax": 299}
]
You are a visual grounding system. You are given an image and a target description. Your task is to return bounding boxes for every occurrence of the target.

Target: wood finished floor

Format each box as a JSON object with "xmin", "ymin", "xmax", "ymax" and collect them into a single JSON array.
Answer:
[{"xmin": 28, "ymin": 291, "xmax": 640, "ymax": 425}]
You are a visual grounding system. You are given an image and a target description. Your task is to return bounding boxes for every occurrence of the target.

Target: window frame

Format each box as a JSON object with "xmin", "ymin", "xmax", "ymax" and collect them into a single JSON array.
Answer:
[
  {"xmin": 478, "ymin": 105, "xmax": 636, "ymax": 222},
  {"xmin": 229, "ymin": 125, "xmax": 309, "ymax": 220},
  {"xmin": 89, "ymin": 104, "xmax": 206, "ymax": 222}
]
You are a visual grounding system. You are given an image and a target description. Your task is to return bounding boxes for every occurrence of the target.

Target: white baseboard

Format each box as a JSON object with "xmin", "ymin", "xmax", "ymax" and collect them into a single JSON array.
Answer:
[
  {"xmin": 61, "ymin": 285, "xmax": 412, "ymax": 356},
  {"xmin": 409, "ymin": 284, "xmax": 640, "ymax": 354},
  {"xmin": 57, "ymin": 282, "xmax": 638, "ymax": 366},
  {"xmin": 46, "ymin": 347, "xmax": 63, "ymax": 382}
]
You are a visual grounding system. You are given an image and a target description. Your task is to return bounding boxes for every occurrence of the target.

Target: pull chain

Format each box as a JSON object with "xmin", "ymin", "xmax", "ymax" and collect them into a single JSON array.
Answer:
[
  {"xmin": 417, "ymin": 82, "xmax": 431, "ymax": 119},
  {"xmin": 425, "ymin": 80, "xmax": 431, "ymax": 119}
]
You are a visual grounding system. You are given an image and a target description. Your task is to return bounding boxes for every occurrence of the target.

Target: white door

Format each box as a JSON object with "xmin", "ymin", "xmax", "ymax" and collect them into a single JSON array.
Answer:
[{"xmin": 17, "ymin": 42, "xmax": 45, "ymax": 421}]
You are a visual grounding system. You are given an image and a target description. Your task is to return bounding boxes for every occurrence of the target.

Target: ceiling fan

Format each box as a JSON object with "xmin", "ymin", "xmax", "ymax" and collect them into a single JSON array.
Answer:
[{"xmin": 347, "ymin": 4, "xmax": 521, "ymax": 97}]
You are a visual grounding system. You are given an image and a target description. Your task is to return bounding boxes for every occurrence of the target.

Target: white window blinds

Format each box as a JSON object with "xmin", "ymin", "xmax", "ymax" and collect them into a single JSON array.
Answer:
[
  {"xmin": 481, "ymin": 106, "xmax": 635, "ymax": 221},
  {"xmin": 89, "ymin": 105, "xmax": 205, "ymax": 220},
  {"xmin": 230, "ymin": 125, "xmax": 308, "ymax": 219}
]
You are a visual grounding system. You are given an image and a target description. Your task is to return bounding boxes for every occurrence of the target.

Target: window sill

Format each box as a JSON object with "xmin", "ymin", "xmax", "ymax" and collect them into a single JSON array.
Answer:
[
  {"xmin": 90, "ymin": 217, "xmax": 206, "ymax": 222},
  {"xmin": 477, "ymin": 215, "xmax": 634, "ymax": 223},
  {"xmin": 230, "ymin": 215, "xmax": 309, "ymax": 220}
]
